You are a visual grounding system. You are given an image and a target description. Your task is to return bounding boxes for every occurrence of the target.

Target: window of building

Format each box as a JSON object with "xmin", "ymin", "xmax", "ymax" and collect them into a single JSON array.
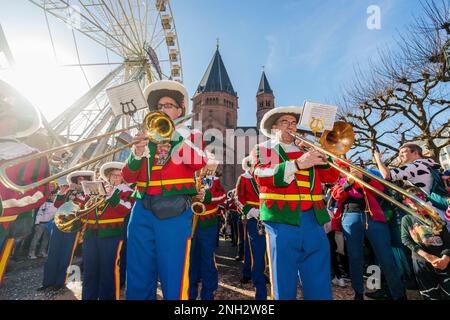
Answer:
[{"xmin": 226, "ymin": 113, "xmax": 232, "ymax": 128}]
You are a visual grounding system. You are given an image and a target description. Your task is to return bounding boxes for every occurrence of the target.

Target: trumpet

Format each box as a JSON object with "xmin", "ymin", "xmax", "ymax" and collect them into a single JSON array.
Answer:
[
  {"xmin": 0, "ymin": 111, "xmax": 193, "ymax": 194},
  {"xmin": 54, "ymin": 195, "xmax": 106, "ymax": 233},
  {"xmin": 289, "ymin": 121, "xmax": 445, "ymax": 232}
]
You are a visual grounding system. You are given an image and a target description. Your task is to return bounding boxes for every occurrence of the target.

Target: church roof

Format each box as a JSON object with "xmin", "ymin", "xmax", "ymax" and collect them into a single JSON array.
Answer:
[
  {"xmin": 257, "ymin": 71, "xmax": 273, "ymax": 95},
  {"xmin": 196, "ymin": 48, "xmax": 237, "ymax": 97}
]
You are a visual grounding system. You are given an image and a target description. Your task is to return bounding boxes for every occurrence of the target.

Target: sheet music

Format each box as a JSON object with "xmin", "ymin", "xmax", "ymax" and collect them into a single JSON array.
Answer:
[
  {"xmin": 106, "ymin": 80, "xmax": 148, "ymax": 117},
  {"xmin": 81, "ymin": 181, "xmax": 106, "ymax": 196},
  {"xmin": 299, "ymin": 101, "xmax": 337, "ymax": 132}
]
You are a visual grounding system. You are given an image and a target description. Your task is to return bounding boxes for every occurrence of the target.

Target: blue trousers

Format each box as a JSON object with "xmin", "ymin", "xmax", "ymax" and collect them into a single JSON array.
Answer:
[
  {"xmin": 188, "ymin": 223, "xmax": 218, "ymax": 300},
  {"xmin": 342, "ymin": 212, "xmax": 405, "ymax": 299},
  {"xmin": 126, "ymin": 199, "xmax": 192, "ymax": 300},
  {"xmin": 42, "ymin": 224, "xmax": 78, "ymax": 287},
  {"xmin": 229, "ymin": 211, "xmax": 238, "ymax": 245},
  {"xmin": 246, "ymin": 218, "xmax": 267, "ymax": 300},
  {"xmin": 120, "ymin": 215, "xmax": 130, "ymax": 286},
  {"xmin": 237, "ymin": 216, "xmax": 245, "ymax": 257},
  {"xmin": 82, "ymin": 234, "xmax": 123, "ymax": 300},
  {"xmin": 264, "ymin": 209, "xmax": 332, "ymax": 300},
  {"xmin": 242, "ymin": 221, "xmax": 251, "ymax": 279}
]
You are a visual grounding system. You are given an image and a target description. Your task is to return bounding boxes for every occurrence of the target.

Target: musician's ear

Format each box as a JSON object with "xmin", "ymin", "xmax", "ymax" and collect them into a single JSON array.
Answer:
[{"xmin": 177, "ymin": 107, "xmax": 182, "ymax": 118}]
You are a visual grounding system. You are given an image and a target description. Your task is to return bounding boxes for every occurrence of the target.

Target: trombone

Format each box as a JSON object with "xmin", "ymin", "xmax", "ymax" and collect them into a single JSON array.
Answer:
[
  {"xmin": 0, "ymin": 111, "xmax": 193, "ymax": 194},
  {"xmin": 289, "ymin": 121, "xmax": 445, "ymax": 231},
  {"xmin": 54, "ymin": 194, "xmax": 106, "ymax": 233}
]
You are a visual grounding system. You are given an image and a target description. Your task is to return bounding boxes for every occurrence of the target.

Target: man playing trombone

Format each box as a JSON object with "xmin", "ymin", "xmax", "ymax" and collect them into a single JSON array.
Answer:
[
  {"xmin": 123, "ymin": 80, "xmax": 207, "ymax": 300},
  {"xmin": 251, "ymin": 107, "xmax": 339, "ymax": 300}
]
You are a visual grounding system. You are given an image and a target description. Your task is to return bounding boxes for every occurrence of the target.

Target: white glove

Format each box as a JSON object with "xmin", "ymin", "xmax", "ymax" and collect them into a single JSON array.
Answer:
[{"xmin": 246, "ymin": 208, "xmax": 260, "ymax": 220}]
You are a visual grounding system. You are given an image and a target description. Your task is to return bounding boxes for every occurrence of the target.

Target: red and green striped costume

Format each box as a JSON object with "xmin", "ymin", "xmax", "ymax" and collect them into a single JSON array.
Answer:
[
  {"xmin": 0, "ymin": 141, "xmax": 50, "ymax": 237},
  {"xmin": 81, "ymin": 184, "xmax": 134, "ymax": 239},
  {"xmin": 198, "ymin": 177, "xmax": 226, "ymax": 229},
  {"xmin": 235, "ymin": 172, "xmax": 260, "ymax": 216},
  {"xmin": 251, "ymin": 140, "xmax": 339, "ymax": 226},
  {"xmin": 122, "ymin": 128, "xmax": 206, "ymax": 198}
]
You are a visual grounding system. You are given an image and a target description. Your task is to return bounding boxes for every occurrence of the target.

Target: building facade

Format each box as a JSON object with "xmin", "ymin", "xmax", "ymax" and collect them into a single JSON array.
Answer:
[{"xmin": 191, "ymin": 48, "xmax": 275, "ymax": 190}]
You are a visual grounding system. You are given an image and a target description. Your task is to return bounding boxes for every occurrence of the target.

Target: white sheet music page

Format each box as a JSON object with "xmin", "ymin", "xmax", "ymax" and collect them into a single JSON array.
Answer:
[
  {"xmin": 299, "ymin": 101, "xmax": 338, "ymax": 132},
  {"xmin": 106, "ymin": 80, "xmax": 148, "ymax": 117}
]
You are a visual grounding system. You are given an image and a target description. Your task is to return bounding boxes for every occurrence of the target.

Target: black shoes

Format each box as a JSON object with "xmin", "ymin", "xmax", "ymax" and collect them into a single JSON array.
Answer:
[
  {"xmin": 354, "ymin": 293, "xmax": 364, "ymax": 300},
  {"xmin": 36, "ymin": 285, "xmax": 52, "ymax": 292},
  {"xmin": 37, "ymin": 285, "xmax": 66, "ymax": 292},
  {"xmin": 240, "ymin": 276, "xmax": 251, "ymax": 284},
  {"xmin": 365, "ymin": 289, "xmax": 390, "ymax": 300}
]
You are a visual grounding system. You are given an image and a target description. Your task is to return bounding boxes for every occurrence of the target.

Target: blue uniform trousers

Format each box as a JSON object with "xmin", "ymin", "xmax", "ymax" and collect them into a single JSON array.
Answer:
[
  {"xmin": 120, "ymin": 215, "xmax": 130, "ymax": 286},
  {"xmin": 188, "ymin": 223, "xmax": 218, "ymax": 300},
  {"xmin": 264, "ymin": 209, "xmax": 332, "ymax": 300},
  {"xmin": 82, "ymin": 234, "xmax": 123, "ymax": 300},
  {"xmin": 242, "ymin": 220, "xmax": 252, "ymax": 279},
  {"xmin": 126, "ymin": 199, "xmax": 192, "ymax": 300},
  {"xmin": 237, "ymin": 216, "xmax": 245, "ymax": 258},
  {"xmin": 342, "ymin": 212, "xmax": 405, "ymax": 299},
  {"xmin": 42, "ymin": 224, "xmax": 78, "ymax": 287},
  {"xmin": 246, "ymin": 218, "xmax": 267, "ymax": 300}
]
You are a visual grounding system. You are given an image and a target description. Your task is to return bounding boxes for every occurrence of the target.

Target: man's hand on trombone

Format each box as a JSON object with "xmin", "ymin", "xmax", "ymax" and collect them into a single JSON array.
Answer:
[
  {"xmin": 295, "ymin": 150, "xmax": 328, "ymax": 170},
  {"xmin": 133, "ymin": 131, "xmax": 149, "ymax": 157}
]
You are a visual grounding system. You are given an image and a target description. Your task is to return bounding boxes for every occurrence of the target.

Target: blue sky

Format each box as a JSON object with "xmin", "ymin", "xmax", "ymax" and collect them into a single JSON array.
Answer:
[{"xmin": 0, "ymin": 0, "xmax": 426, "ymax": 126}]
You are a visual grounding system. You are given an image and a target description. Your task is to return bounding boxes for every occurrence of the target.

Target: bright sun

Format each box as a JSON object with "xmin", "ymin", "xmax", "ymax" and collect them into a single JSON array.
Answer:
[{"xmin": 1, "ymin": 37, "xmax": 88, "ymax": 122}]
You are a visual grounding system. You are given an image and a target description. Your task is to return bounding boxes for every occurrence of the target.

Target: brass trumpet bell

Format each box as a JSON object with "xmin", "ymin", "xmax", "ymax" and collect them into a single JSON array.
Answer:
[
  {"xmin": 54, "ymin": 195, "xmax": 106, "ymax": 233},
  {"xmin": 319, "ymin": 121, "xmax": 354, "ymax": 156},
  {"xmin": 191, "ymin": 201, "xmax": 206, "ymax": 216},
  {"xmin": 54, "ymin": 202, "xmax": 84, "ymax": 233},
  {"xmin": 142, "ymin": 111, "xmax": 175, "ymax": 144}
]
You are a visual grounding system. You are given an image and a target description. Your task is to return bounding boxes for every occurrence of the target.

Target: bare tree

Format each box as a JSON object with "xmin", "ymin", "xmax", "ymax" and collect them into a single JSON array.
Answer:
[{"xmin": 339, "ymin": 0, "xmax": 450, "ymax": 164}]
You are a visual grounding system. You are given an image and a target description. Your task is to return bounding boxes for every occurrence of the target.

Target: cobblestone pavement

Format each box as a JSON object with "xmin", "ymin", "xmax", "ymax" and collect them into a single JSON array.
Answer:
[{"xmin": 0, "ymin": 238, "xmax": 420, "ymax": 300}]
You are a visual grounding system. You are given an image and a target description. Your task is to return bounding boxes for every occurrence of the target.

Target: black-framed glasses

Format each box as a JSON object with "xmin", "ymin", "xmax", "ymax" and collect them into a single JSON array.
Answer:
[{"xmin": 157, "ymin": 103, "xmax": 179, "ymax": 110}]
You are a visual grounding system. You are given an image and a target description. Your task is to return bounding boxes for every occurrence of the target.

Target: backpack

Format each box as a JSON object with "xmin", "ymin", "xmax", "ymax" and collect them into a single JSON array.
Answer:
[{"xmin": 420, "ymin": 161, "xmax": 450, "ymax": 210}]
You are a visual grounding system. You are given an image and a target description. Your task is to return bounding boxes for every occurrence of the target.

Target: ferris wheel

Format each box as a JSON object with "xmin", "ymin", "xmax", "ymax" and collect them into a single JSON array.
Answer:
[{"xmin": 28, "ymin": 0, "xmax": 183, "ymax": 169}]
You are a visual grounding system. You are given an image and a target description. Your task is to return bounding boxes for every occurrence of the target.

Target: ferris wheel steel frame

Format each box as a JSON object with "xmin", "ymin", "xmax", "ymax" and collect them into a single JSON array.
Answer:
[{"xmin": 28, "ymin": 0, "xmax": 183, "ymax": 169}]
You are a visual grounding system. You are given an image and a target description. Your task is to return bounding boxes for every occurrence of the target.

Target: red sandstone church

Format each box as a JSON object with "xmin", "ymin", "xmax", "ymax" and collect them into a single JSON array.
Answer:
[{"xmin": 191, "ymin": 47, "xmax": 275, "ymax": 190}]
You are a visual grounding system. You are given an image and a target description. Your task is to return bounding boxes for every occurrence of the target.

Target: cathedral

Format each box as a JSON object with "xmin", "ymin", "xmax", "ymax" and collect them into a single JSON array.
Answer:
[{"xmin": 191, "ymin": 47, "xmax": 275, "ymax": 190}]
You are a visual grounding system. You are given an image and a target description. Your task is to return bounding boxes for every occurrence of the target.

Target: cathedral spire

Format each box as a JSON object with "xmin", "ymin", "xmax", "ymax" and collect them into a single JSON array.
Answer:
[
  {"xmin": 257, "ymin": 71, "xmax": 273, "ymax": 95},
  {"xmin": 196, "ymin": 47, "xmax": 236, "ymax": 97}
]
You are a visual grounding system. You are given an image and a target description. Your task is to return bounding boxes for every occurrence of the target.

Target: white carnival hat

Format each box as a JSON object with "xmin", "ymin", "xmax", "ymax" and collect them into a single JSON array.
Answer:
[
  {"xmin": 66, "ymin": 170, "xmax": 95, "ymax": 185},
  {"xmin": 242, "ymin": 155, "xmax": 253, "ymax": 171},
  {"xmin": 259, "ymin": 106, "xmax": 303, "ymax": 139},
  {"xmin": 99, "ymin": 161, "xmax": 125, "ymax": 182},
  {"xmin": 0, "ymin": 80, "xmax": 42, "ymax": 139},
  {"xmin": 143, "ymin": 80, "xmax": 189, "ymax": 116}
]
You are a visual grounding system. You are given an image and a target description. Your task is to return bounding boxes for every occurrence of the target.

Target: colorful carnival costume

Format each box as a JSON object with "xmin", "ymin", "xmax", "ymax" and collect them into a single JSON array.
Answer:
[
  {"xmin": 189, "ymin": 159, "xmax": 226, "ymax": 300},
  {"xmin": 81, "ymin": 162, "xmax": 133, "ymax": 300},
  {"xmin": 251, "ymin": 107, "xmax": 339, "ymax": 300},
  {"xmin": 41, "ymin": 171, "xmax": 94, "ymax": 289},
  {"xmin": 235, "ymin": 155, "xmax": 267, "ymax": 300},
  {"xmin": 123, "ymin": 80, "xmax": 206, "ymax": 300},
  {"xmin": 0, "ymin": 80, "xmax": 50, "ymax": 284}
]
